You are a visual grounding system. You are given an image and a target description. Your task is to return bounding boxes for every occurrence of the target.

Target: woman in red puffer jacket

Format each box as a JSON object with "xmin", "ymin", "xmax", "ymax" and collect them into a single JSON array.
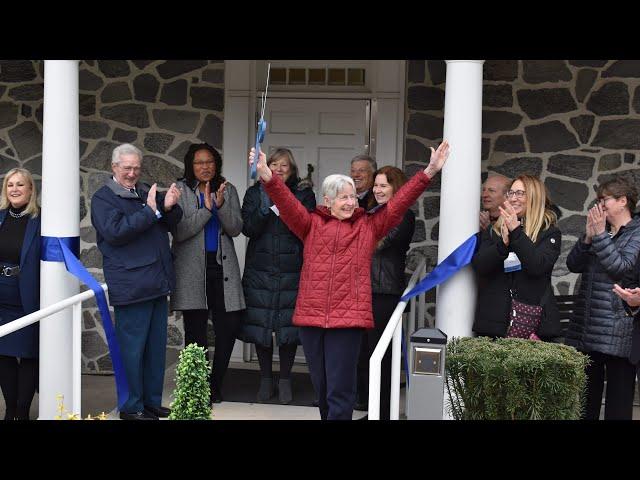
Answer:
[{"xmin": 248, "ymin": 141, "xmax": 450, "ymax": 420}]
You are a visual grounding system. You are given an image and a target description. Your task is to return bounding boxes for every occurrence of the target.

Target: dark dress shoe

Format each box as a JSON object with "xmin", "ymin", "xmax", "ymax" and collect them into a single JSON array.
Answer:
[
  {"xmin": 210, "ymin": 392, "xmax": 223, "ymax": 405},
  {"xmin": 354, "ymin": 401, "xmax": 368, "ymax": 411},
  {"xmin": 144, "ymin": 405, "xmax": 171, "ymax": 418},
  {"xmin": 119, "ymin": 411, "xmax": 156, "ymax": 420}
]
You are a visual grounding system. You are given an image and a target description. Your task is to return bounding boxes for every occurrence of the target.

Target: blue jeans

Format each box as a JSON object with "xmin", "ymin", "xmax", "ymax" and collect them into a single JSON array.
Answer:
[{"xmin": 114, "ymin": 296, "xmax": 168, "ymax": 413}]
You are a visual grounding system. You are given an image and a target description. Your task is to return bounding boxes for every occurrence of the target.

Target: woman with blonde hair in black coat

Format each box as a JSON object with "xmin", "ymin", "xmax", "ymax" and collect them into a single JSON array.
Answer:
[{"xmin": 472, "ymin": 174, "xmax": 562, "ymax": 340}]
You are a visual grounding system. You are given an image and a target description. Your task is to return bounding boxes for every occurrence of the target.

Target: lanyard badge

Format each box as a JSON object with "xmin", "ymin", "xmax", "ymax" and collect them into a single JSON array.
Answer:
[{"xmin": 251, "ymin": 63, "xmax": 271, "ymax": 180}]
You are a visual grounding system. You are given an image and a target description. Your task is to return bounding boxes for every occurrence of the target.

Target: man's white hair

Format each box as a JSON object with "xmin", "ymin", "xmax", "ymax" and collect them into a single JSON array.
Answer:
[{"xmin": 112, "ymin": 143, "xmax": 143, "ymax": 165}]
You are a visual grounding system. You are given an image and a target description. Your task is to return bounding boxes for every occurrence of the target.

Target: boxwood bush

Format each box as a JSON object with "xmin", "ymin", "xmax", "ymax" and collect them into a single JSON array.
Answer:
[
  {"xmin": 445, "ymin": 336, "xmax": 589, "ymax": 420},
  {"xmin": 169, "ymin": 343, "xmax": 212, "ymax": 420}
]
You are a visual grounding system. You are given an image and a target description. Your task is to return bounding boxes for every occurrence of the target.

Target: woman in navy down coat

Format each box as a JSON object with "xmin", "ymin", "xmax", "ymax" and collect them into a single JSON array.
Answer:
[
  {"xmin": 565, "ymin": 175, "xmax": 640, "ymax": 420},
  {"xmin": 240, "ymin": 148, "xmax": 315, "ymax": 404}
]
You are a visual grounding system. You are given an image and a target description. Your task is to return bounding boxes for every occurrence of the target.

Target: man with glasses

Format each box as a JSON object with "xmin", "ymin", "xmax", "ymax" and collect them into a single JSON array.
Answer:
[
  {"xmin": 350, "ymin": 154, "xmax": 377, "ymax": 209},
  {"xmin": 91, "ymin": 143, "xmax": 183, "ymax": 420}
]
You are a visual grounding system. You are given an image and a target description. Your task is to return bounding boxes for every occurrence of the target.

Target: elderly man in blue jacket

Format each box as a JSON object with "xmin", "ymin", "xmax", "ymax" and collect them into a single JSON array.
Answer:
[{"xmin": 91, "ymin": 143, "xmax": 182, "ymax": 420}]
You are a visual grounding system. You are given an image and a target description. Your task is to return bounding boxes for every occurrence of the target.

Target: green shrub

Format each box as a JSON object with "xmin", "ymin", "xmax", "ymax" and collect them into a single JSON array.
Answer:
[
  {"xmin": 169, "ymin": 343, "xmax": 212, "ymax": 420},
  {"xmin": 445, "ymin": 337, "xmax": 589, "ymax": 420}
]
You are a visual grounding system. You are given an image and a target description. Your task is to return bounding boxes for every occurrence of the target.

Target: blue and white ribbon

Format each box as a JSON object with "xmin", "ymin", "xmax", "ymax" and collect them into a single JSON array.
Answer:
[{"xmin": 41, "ymin": 236, "xmax": 129, "ymax": 410}]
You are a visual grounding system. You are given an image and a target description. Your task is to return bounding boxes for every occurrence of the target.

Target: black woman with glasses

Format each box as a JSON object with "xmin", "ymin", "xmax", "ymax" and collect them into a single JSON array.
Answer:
[
  {"xmin": 170, "ymin": 143, "xmax": 245, "ymax": 405},
  {"xmin": 472, "ymin": 174, "xmax": 562, "ymax": 342},
  {"xmin": 566, "ymin": 175, "xmax": 640, "ymax": 420}
]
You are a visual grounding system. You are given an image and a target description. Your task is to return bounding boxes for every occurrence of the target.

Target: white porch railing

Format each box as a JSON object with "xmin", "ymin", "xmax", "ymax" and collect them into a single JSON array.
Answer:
[
  {"xmin": 368, "ymin": 257, "xmax": 427, "ymax": 420},
  {"xmin": 0, "ymin": 284, "xmax": 107, "ymax": 418}
]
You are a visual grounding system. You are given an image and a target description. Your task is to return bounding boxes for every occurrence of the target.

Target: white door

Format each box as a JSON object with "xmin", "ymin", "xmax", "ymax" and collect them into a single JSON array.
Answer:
[
  {"xmin": 250, "ymin": 97, "xmax": 370, "ymax": 364},
  {"xmin": 262, "ymin": 98, "xmax": 370, "ymax": 204}
]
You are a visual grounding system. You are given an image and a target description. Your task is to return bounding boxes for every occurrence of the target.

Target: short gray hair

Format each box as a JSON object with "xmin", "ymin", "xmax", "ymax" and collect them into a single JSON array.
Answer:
[
  {"xmin": 112, "ymin": 143, "xmax": 143, "ymax": 165},
  {"xmin": 350, "ymin": 154, "xmax": 377, "ymax": 172},
  {"xmin": 322, "ymin": 174, "xmax": 356, "ymax": 201}
]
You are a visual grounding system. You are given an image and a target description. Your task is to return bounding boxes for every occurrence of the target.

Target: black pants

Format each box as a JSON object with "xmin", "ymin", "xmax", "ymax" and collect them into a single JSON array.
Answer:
[
  {"xmin": 584, "ymin": 350, "xmax": 637, "ymax": 420},
  {"xmin": 255, "ymin": 343, "xmax": 297, "ymax": 379},
  {"xmin": 356, "ymin": 329, "xmax": 369, "ymax": 406},
  {"xmin": 0, "ymin": 355, "xmax": 38, "ymax": 420},
  {"xmin": 181, "ymin": 257, "xmax": 241, "ymax": 398},
  {"xmin": 300, "ymin": 327, "xmax": 362, "ymax": 420},
  {"xmin": 367, "ymin": 294, "xmax": 400, "ymax": 420}
]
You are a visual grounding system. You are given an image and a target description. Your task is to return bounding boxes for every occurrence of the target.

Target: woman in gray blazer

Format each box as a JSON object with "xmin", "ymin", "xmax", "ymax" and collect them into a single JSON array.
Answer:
[{"xmin": 171, "ymin": 143, "xmax": 245, "ymax": 404}]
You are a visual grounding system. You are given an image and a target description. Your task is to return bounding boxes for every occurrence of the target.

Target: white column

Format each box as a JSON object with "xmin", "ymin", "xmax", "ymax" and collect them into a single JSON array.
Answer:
[
  {"xmin": 434, "ymin": 60, "xmax": 484, "ymax": 340},
  {"xmin": 39, "ymin": 60, "xmax": 80, "ymax": 419}
]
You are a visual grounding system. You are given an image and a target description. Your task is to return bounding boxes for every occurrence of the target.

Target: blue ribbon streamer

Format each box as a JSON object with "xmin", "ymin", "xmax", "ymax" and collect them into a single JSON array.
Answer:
[
  {"xmin": 251, "ymin": 118, "xmax": 266, "ymax": 180},
  {"xmin": 41, "ymin": 236, "xmax": 129, "ymax": 410},
  {"xmin": 401, "ymin": 234, "xmax": 478, "ymax": 302},
  {"xmin": 401, "ymin": 327, "xmax": 410, "ymax": 388},
  {"xmin": 399, "ymin": 234, "xmax": 477, "ymax": 389}
]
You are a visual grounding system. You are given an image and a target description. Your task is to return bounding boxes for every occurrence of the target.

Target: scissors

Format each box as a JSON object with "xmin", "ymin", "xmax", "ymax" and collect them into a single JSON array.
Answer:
[{"xmin": 251, "ymin": 63, "xmax": 271, "ymax": 180}]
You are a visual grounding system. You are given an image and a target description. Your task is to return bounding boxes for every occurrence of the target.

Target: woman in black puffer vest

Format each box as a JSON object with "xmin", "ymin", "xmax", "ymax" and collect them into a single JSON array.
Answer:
[
  {"xmin": 472, "ymin": 174, "xmax": 562, "ymax": 340},
  {"xmin": 565, "ymin": 175, "xmax": 640, "ymax": 420},
  {"xmin": 240, "ymin": 148, "xmax": 316, "ymax": 404},
  {"xmin": 363, "ymin": 166, "xmax": 415, "ymax": 420}
]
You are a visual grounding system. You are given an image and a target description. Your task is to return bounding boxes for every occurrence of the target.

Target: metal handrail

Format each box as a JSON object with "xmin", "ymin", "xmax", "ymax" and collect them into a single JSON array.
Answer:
[
  {"xmin": 368, "ymin": 257, "xmax": 427, "ymax": 420},
  {"xmin": 0, "ymin": 284, "xmax": 108, "ymax": 417}
]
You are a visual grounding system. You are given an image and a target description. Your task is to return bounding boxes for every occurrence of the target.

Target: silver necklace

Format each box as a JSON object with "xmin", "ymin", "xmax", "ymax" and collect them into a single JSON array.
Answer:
[{"xmin": 8, "ymin": 208, "xmax": 27, "ymax": 218}]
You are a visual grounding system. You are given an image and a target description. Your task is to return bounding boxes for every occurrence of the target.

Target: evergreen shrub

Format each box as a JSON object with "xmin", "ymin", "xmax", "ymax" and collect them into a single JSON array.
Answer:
[
  {"xmin": 169, "ymin": 343, "xmax": 212, "ymax": 420},
  {"xmin": 445, "ymin": 336, "xmax": 589, "ymax": 420}
]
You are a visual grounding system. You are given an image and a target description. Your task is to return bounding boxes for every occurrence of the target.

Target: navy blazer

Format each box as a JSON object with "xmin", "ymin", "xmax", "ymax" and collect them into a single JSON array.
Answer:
[
  {"xmin": 91, "ymin": 180, "xmax": 182, "ymax": 306},
  {"xmin": 0, "ymin": 209, "xmax": 41, "ymax": 314}
]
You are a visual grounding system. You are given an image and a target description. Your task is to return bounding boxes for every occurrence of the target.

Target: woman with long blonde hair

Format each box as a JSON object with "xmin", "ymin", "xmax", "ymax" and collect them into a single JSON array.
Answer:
[
  {"xmin": 472, "ymin": 174, "xmax": 562, "ymax": 340},
  {"xmin": 0, "ymin": 168, "xmax": 41, "ymax": 420}
]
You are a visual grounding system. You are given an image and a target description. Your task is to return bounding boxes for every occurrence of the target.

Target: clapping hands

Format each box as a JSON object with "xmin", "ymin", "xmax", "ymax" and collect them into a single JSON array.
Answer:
[
  {"xmin": 584, "ymin": 203, "xmax": 606, "ymax": 243},
  {"xmin": 163, "ymin": 183, "xmax": 181, "ymax": 210},
  {"xmin": 613, "ymin": 284, "xmax": 640, "ymax": 307}
]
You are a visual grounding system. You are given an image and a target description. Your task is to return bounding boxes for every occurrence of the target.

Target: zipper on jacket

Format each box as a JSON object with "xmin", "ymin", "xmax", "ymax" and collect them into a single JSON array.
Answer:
[
  {"xmin": 325, "ymin": 222, "xmax": 341, "ymax": 327},
  {"xmin": 195, "ymin": 184, "xmax": 208, "ymax": 308}
]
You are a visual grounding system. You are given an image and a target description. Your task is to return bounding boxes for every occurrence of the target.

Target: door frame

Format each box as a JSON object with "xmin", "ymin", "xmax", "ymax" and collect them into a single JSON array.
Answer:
[{"xmin": 222, "ymin": 60, "xmax": 407, "ymax": 363}]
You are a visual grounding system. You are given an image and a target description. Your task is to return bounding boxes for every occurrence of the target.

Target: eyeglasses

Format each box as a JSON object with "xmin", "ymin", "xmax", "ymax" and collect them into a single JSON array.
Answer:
[
  {"xmin": 336, "ymin": 194, "xmax": 357, "ymax": 202},
  {"xmin": 117, "ymin": 165, "xmax": 141, "ymax": 173},
  {"xmin": 506, "ymin": 190, "xmax": 526, "ymax": 199},
  {"xmin": 597, "ymin": 195, "xmax": 616, "ymax": 204},
  {"xmin": 193, "ymin": 160, "xmax": 215, "ymax": 167}
]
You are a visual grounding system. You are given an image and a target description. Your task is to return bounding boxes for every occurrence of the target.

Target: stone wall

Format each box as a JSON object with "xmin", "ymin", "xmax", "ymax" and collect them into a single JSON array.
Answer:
[
  {"xmin": 405, "ymin": 59, "xmax": 640, "ymax": 327},
  {"xmin": 0, "ymin": 60, "xmax": 224, "ymax": 372},
  {"xmin": 5, "ymin": 59, "xmax": 639, "ymax": 368}
]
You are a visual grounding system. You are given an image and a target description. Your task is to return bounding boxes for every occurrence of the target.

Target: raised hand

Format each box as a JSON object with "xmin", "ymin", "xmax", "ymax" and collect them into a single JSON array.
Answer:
[
  {"xmin": 146, "ymin": 183, "xmax": 157, "ymax": 212},
  {"xmin": 203, "ymin": 181, "xmax": 213, "ymax": 210},
  {"xmin": 164, "ymin": 182, "xmax": 181, "ymax": 210},
  {"xmin": 498, "ymin": 200, "xmax": 521, "ymax": 232},
  {"xmin": 249, "ymin": 147, "xmax": 272, "ymax": 182},
  {"xmin": 613, "ymin": 284, "xmax": 640, "ymax": 307},
  {"xmin": 479, "ymin": 211, "xmax": 491, "ymax": 231},
  {"xmin": 214, "ymin": 181, "xmax": 227, "ymax": 208},
  {"xmin": 424, "ymin": 140, "xmax": 450, "ymax": 179}
]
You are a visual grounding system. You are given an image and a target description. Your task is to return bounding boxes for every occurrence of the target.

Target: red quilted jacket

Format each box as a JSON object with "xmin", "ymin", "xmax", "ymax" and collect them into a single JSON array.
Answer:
[{"xmin": 262, "ymin": 171, "xmax": 431, "ymax": 329}]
